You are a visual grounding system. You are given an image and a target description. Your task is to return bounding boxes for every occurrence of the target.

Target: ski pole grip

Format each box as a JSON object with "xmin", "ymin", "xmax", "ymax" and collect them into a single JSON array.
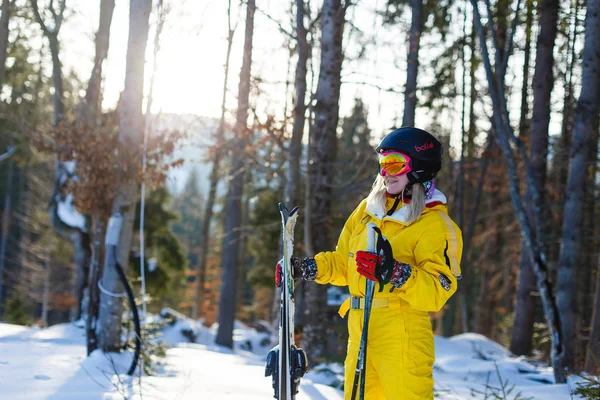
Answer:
[{"xmin": 366, "ymin": 223, "xmax": 377, "ymax": 252}]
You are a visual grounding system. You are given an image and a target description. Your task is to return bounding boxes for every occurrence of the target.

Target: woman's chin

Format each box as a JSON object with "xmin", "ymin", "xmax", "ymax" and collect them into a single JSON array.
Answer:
[{"xmin": 386, "ymin": 186, "xmax": 403, "ymax": 195}]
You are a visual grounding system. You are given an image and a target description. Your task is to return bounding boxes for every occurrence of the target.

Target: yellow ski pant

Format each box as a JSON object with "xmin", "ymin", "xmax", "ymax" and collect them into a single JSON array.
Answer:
[{"xmin": 343, "ymin": 306, "xmax": 434, "ymax": 399}]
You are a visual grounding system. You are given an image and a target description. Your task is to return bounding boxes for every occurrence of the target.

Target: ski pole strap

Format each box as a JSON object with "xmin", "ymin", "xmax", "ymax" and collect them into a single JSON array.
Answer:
[{"xmin": 338, "ymin": 296, "xmax": 405, "ymax": 317}]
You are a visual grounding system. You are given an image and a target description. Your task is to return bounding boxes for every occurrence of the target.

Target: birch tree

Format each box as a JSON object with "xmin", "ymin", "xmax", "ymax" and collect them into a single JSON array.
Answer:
[
  {"xmin": 303, "ymin": 0, "xmax": 346, "ymax": 366},
  {"xmin": 216, "ymin": 0, "xmax": 255, "ymax": 348},
  {"xmin": 97, "ymin": 0, "xmax": 152, "ymax": 351}
]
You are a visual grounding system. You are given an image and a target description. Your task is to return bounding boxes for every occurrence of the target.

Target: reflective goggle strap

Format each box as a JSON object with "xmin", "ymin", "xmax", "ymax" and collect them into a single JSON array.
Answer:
[{"xmin": 387, "ymin": 195, "xmax": 401, "ymax": 216}]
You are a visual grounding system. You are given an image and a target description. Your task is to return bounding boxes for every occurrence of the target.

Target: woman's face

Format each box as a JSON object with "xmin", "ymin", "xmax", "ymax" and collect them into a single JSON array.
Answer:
[{"xmin": 384, "ymin": 173, "xmax": 409, "ymax": 195}]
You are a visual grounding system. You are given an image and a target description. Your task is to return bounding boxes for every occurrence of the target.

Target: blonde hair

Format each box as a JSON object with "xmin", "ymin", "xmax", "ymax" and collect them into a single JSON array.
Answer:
[{"xmin": 366, "ymin": 175, "xmax": 426, "ymax": 224}]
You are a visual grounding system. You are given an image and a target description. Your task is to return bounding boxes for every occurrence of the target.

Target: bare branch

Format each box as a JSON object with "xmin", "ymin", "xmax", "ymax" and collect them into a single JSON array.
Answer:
[
  {"xmin": 482, "ymin": 0, "xmax": 501, "ymax": 56},
  {"xmin": 502, "ymin": 0, "xmax": 522, "ymax": 74},
  {"xmin": 252, "ymin": 3, "xmax": 294, "ymax": 39},
  {"xmin": 55, "ymin": 0, "xmax": 67, "ymax": 33},
  {"xmin": 308, "ymin": 11, "xmax": 321, "ymax": 32},
  {"xmin": 49, "ymin": 0, "xmax": 57, "ymax": 21},
  {"xmin": 31, "ymin": 0, "xmax": 66, "ymax": 35},
  {"xmin": 341, "ymin": 79, "xmax": 403, "ymax": 93},
  {"xmin": 31, "ymin": 0, "xmax": 51, "ymax": 36}
]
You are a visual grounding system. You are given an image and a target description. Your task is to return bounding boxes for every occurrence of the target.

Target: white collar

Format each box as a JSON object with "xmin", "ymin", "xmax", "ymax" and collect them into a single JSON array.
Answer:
[{"xmin": 366, "ymin": 189, "xmax": 447, "ymax": 224}]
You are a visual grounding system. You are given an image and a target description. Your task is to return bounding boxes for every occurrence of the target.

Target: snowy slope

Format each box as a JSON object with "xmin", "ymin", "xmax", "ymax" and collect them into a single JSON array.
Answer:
[
  {"xmin": 0, "ymin": 321, "xmax": 588, "ymax": 399},
  {"xmin": 0, "ymin": 322, "xmax": 341, "ymax": 400}
]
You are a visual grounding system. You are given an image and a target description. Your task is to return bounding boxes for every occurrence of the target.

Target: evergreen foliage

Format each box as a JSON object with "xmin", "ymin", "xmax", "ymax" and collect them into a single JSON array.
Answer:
[
  {"xmin": 573, "ymin": 373, "xmax": 600, "ymax": 399},
  {"xmin": 334, "ymin": 98, "xmax": 375, "ymax": 220},
  {"xmin": 3, "ymin": 292, "xmax": 34, "ymax": 325},
  {"xmin": 171, "ymin": 168, "xmax": 203, "ymax": 275},
  {"xmin": 130, "ymin": 187, "xmax": 187, "ymax": 308},
  {"xmin": 247, "ymin": 188, "xmax": 282, "ymax": 289}
]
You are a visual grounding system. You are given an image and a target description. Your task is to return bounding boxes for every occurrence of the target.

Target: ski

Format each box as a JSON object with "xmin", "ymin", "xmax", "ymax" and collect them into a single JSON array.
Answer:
[{"xmin": 265, "ymin": 203, "xmax": 308, "ymax": 399}]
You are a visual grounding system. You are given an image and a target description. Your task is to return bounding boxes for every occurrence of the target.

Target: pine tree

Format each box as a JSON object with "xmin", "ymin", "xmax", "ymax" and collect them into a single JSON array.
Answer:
[
  {"xmin": 334, "ymin": 98, "xmax": 374, "ymax": 216},
  {"xmin": 172, "ymin": 169, "xmax": 204, "ymax": 312}
]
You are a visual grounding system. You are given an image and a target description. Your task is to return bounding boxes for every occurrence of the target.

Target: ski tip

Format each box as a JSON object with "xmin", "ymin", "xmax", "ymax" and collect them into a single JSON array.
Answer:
[{"xmin": 279, "ymin": 203, "xmax": 299, "ymax": 218}]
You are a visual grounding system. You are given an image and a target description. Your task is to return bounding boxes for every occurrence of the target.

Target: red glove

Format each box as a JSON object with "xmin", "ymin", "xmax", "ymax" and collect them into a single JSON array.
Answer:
[
  {"xmin": 275, "ymin": 259, "xmax": 284, "ymax": 287},
  {"xmin": 275, "ymin": 257, "xmax": 317, "ymax": 287},
  {"xmin": 355, "ymin": 251, "xmax": 383, "ymax": 281},
  {"xmin": 275, "ymin": 257, "xmax": 300, "ymax": 287}
]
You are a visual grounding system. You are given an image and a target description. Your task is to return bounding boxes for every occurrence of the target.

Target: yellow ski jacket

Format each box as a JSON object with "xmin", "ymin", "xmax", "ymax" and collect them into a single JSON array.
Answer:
[{"xmin": 313, "ymin": 189, "xmax": 462, "ymax": 399}]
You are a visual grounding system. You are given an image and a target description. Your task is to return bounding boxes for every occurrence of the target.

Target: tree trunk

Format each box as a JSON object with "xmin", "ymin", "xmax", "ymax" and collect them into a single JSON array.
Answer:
[
  {"xmin": 237, "ymin": 184, "xmax": 251, "ymax": 315},
  {"xmin": 0, "ymin": 0, "xmax": 13, "ymax": 88},
  {"xmin": 285, "ymin": 0, "xmax": 309, "ymax": 208},
  {"xmin": 33, "ymin": 0, "xmax": 93, "ymax": 321},
  {"xmin": 31, "ymin": 0, "xmax": 65, "ymax": 125},
  {"xmin": 79, "ymin": 0, "xmax": 115, "ymax": 127},
  {"xmin": 518, "ymin": 0, "xmax": 533, "ymax": 139},
  {"xmin": 471, "ymin": 0, "xmax": 510, "ymax": 339},
  {"xmin": 470, "ymin": 0, "xmax": 566, "ymax": 382},
  {"xmin": 97, "ymin": 0, "xmax": 151, "ymax": 352},
  {"xmin": 578, "ymin": 154, "xmax": 597, "ymax": 368},
  {"xmin": 289, "ymin": 0, "xmax": 310, "ymax": 327},
  {"xmin": 47, "ymin": 36, "xmax": 64, "ymax": 126},
  {"xmin": 73, "ymin": 0, "xmax": 115, "ymax": 328},
  {"xmin": 215, "ymin": 0, "xmax": 255, "ymax": 349},
  {"xmin": 548, "ymin": 5, "xmax": 579, "ymax": 359},
  {"xmin": 475, "ymin": 148, "xmax": 504, "ymax": 339},
  {"xmin": 304, "ymin": 0, "xmax": 345, "ymax": 366},
  {"xmin": 41, "ymin": 236, "xmax": 52, "ymax": 326},
  {"xmin": 554, "ymin": 0, "xmax": 579, "ymax": 264},
  {"xmin": 587, "ymin": 255, "xmax": 600, "ymax": 373},
  {"xmin": 192, "ymin": 0, "xmax": 235, "ymax": 320},
  {"xmin": 402, "ymin": 0, "xmax": 422, "ymax": 127},
  {"xmin": 511, "ymin": 0, "xmax": 559, "ymax": 357},
  {"xmin": 467, "ymin": 16, "xmax": 477, "ymax": 160},
  {"xmin": 0, "ymin": 159, "xmax": 12, "ymax": 318},
  {"xmin": 455, "ymin": 1, "xmax": 467, "ymax": 334},
  {"xmin": 559, "ymin": 0, "xmax": 600, "ymax": 371},
  {"xmin": 86, "ymin": 215, "xmax": 103, "ymax": 354}
]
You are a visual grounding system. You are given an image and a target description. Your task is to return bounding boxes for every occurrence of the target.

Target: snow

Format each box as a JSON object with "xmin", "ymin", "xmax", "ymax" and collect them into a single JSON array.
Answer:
[
  {"xmin": 57, "ymin": 193, "xmax": 87, "ymax": 231},
  {"xmin": 0, "ymin": 321, "xmax": 588, "ymax": 399}
]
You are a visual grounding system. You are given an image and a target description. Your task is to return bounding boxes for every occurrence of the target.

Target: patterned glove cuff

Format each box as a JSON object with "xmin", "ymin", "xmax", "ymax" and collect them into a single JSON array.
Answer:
[
  {"xmin": 302, "ymin": 257, "xmax": 317, "ymax": 282},
  {"xmin": 390, "ymin": 262, "xmax": 412, "ymax": 288}
]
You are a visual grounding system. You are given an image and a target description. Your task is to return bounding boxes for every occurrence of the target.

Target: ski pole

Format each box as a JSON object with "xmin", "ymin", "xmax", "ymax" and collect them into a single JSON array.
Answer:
[{"xmin": 350, "ymin": 223, "xmax": 377, "ymax": 400}]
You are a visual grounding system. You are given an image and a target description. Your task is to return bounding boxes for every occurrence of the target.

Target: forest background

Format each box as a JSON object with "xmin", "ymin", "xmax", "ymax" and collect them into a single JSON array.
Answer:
[{"xmin": 0, "ymin": 0, "xmax": 598, "ymax": 385}]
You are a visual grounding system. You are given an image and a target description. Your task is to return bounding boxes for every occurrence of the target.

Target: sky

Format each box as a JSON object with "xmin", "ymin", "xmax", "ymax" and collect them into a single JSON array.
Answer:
[
  {"xmin": 52, "ymin": 0, "xmax": 572, "ymax": 159},
  {"xmin": 59, "ymin": 0, "xmax": 444, "ymax": 146}
]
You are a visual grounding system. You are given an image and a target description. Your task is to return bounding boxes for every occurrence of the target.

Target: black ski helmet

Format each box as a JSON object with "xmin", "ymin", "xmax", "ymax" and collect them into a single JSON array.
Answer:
[{"xmin": 376, "ymin": 127, "xmax": 442, "ymax": 183}]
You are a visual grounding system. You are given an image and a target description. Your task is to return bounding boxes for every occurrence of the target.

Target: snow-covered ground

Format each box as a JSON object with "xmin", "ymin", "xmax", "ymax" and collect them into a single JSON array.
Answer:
[{"xmin": 0, "ymin": 319, "xmax": 588, "ymax": 399}]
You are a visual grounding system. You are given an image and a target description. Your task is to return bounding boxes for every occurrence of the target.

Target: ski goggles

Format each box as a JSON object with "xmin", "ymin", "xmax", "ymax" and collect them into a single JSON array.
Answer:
[{"xmin": 378, "ymin": 151, "xmax": 412, "ymax": 177}]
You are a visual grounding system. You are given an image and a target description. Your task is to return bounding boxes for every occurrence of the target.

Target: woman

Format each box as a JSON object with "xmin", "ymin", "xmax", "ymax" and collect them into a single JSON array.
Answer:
[{"xmin": 277, "ymin": 126, "xmax": 463, "ymax": 399}]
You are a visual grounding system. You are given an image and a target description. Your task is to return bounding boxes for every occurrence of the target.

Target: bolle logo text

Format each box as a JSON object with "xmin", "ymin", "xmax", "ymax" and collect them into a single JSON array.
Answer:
[{"xmin": 415, "ymin": 142, "xmax": 434, "ymax": 152}]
